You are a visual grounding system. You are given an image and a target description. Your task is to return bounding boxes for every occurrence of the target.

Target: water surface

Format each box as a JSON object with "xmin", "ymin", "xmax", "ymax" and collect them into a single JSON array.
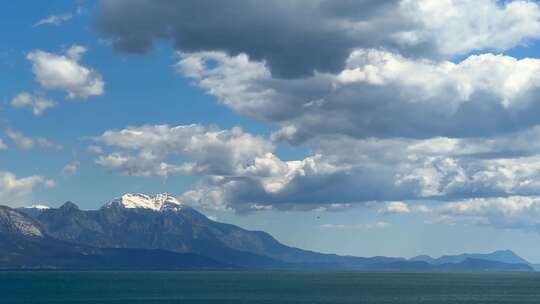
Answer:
[{"xmin": 2, "ymin": 271, "xmax": 540, "ymax": 303}]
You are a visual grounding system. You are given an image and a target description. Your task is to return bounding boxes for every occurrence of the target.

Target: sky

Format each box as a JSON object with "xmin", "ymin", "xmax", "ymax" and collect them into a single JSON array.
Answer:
[{"xmin": 4, "ymin": 0, "xmax": 540, "ymax": 262}]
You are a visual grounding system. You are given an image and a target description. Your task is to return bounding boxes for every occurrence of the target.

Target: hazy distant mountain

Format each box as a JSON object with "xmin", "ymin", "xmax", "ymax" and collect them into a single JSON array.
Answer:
[
  {"xmin": 409, "ymin": 255, "xmax": 437, "ymax": 264},
  {"xmin": 435, "ymin": 258, "xmax": 533, "ymax": 272},
  {"xmin": 410, "ymin": 250, "xmax": 530, "ymax": 266},
  {"xmin": 10, "ymin": 193, "xmax": 535, "ymax": 272}
]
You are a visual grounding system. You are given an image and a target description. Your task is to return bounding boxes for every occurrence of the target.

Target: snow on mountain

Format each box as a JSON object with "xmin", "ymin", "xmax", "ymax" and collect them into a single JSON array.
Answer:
[
  {"xmin": 23, "ymin": 204, "xmax": 51, "ymax": 210},
  {"xmin": 102, "ymin": 193, "xmax": 185, "ymax": 211}
]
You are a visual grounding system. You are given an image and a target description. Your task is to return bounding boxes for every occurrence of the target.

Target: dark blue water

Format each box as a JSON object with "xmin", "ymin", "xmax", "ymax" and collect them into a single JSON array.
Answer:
[{"xmin": 2, "ymin": 271, "xmax": 540, "ymax": 303}]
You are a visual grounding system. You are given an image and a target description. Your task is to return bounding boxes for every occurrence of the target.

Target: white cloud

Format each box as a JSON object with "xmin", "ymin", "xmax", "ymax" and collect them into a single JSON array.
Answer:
[
  {"xmin": 411, "ymin": 205, "xmax": 431, "ymax": 213},
  {"xmin": 10, "ymin": 92, "xmax": 56, "ymax": 116},
  {"xmin": 34, "ymin": 13, "xmax": 73, "ymax": 27},
  {"xmin": 378, "ymin": 202, "xmax": 410, "ymax": 214},
  {"xmin": 6, "ymin": 131, "xmax": 34, "ymax": 151},
  {"xmin": 0, "ymin": 139, "xmax": 6, "ymax": 150},
  {"xmin": 87, "ymin": 145, "xmax": 104, "ymax": 154},
  {"xmin": 89, "ymin": 1, "xmax": 540, "ymax": 221},
  {"xmin": 169, "ymin": 50, "xmax": 540, "ymax": 213},
  {"xmin": 320, "ymin": 222, "xmax": 390, "ymax": 230},
  {"xmin": 5, "ymin": 130, "xmax": 63, "ymax": 151},
  {"xmin": 178, "ymin": 50, "xmax": 540, "ymax": 141},
  {"xmin": 434, "ymin": 196, "xmax": 540, "ymax": 230},
  {"xmin": 27, "ymin": 45, "xmax": 104, "ymax": 99},
  {"xmin": 61, "ymin": 161, "xmax": 80, "ymax": 176},
  {"xmin": 95, "ymin": 124, "xmax": 273, "ymax": 178},
  {"xmin": 397, "ymin": 0, "xmax": 540, "ymax": 57},
  {"xmin": 35, "ymin": 138, "xmax": 63, "ymax": 151},
  {"xmin": 96, "ymin": 152, "xmax": 195, "ymax": 178},
  {"xmin": 0, "ymin": 170, "xmax": 55, "ymax": 206},
  {"xmin": 82, "ymin": 0, "xmax": 540, "ymax": 240},
  {"xmin": 92, "ymin": 122, "xmax": 540, "ymax": 213}
]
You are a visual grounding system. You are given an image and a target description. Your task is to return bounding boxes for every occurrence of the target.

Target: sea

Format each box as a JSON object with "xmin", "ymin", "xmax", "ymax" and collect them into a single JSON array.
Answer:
[{"xmin": 2, "ymin": 271, "xmax": 540, "ymax": 303}]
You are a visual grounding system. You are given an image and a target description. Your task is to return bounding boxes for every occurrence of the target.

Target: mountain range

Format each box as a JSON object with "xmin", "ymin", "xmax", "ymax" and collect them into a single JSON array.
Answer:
[{"xmin": 0, "ymin": 193, "xmax": 534, "ymax": 271}]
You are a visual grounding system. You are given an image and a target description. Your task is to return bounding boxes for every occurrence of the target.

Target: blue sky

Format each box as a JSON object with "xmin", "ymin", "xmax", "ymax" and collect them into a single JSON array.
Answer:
[{"xmin": 4, "ymin": 0, "xmax": 540, "ymax": 262}]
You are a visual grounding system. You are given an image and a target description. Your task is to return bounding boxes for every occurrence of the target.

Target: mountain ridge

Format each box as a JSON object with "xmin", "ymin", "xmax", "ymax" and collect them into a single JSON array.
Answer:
[
  {"xmin": 0, "ymin": 205, "xmax": 232, "ymax": 270},
  {"xmin": 410, "ymin": 250, "xmax": 531, "ymax": 266},
  {"xmin": 8, "ymin": 194, "xmax": 535, "ymax": 272}
]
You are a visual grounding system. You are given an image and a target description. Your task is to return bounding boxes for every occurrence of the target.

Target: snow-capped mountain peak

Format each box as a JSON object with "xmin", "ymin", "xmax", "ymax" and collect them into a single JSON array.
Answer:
[
  {"xmin": 23, "ymin": 204, "xmax": 51, "ymax": 210},
  {"xmin": 103, "ymin": 193, "xmax": 185, "ymax": 212}
]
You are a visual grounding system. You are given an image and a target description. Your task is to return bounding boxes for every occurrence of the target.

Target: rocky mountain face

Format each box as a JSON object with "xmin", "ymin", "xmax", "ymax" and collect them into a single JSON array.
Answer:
[
  {"xmin": 0, "ymin": 206, "xmax": 44, "ymax": 237},
  {"xmin": 20, "ymin": 194, "xmax": 289, "ymax": 268},
  {"xmin": 23, "ymin": 194, "xmax": 408, "ymax": 269},
  {"xmin": 0, "ymin": 205, "xmax": 231, "ymax": 270},
  {"xmin": 8, "ymin": 193, "xmax": 536, "ymax": 271}
]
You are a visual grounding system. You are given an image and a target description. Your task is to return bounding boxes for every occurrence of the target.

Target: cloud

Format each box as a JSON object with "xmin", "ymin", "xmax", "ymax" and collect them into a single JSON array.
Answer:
[
  {"xmin": 27, "ymin": 45, "xmax": 104, "ymax": 99},
  {"xmin": 177, "ymin": 50, "xmax": 540, "ymax": 141},
  {"xmin": 320, "ymin": 222, "xmax": 390, "ymax": 230},
  {"xmin": 34, "ymin": 6, "xmax": 85, "ymax": 27},
  {"xmin": 378, "ymin": 202, "xmax": 410, "ymax": 214},
  {"xmin": 93, "ymin": 124, "xmax": 375, "ymax": 211},
  {"xmin": 10, "ymin": 92, "xmax": 56, "ymax": 116},
  {"xmin": 94, "ymin": 124, "xmax": 273, "ymax": 178},
  {"xmin": 34, "ymin": 13, "xmax": 73, "ymax": 27},
  {"xmin": 426, "ymin": 196, "xmax": 540, "ymax": 230},
  {"xmin": 61, "ymin": 161, "xmax": 80, "ymax": 176},
  {"xmin": 396, "ymin": 0, "xmax": 540, "ymax": 57},
  {"xmin": 6, "ymin": 131, "xmax": 34, "ymax": 151},
  {"xmin": 0, "ymin": 170, "xmax": 55, "ymax": 206},
  {"xmin": 96, "ymin": 0, "xmax": 540, "ymax": 78},
  {"xmin": 0, "ymin": 139, "xmax": 6, "ymax": 150},
  {"xmin": 87, "ymin": 145, "xmax": 103, "ymax": 154},
  {"xmin": 92, "ymin": 122, "xmax": 540, "ymax": 212},
  {"xmin": 91, "ymin": 0, "xmax": 540, "ymax": 226},
  {"xmin": 5, "ymin": 130, "xmax": 63, "ymax": 151}
]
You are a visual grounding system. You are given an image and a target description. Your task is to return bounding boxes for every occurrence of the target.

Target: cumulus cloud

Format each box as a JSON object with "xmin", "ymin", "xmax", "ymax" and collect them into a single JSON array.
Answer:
[
  {"xmin": 0, "ymin": 170, "xmax": 55, "ymax": 206},
  {"xmin": 168, "ymin": 49, "xmax": 540, "ymax": 213},
  {"xmin": 5, "ymin": 130, "xmax": 63, "ymax": 151},
  {"xmin": 92, "ymin": 122, "xmax": 540, "ymax": 212},
  {"xmin": 177, "ymin": 50, "xmax": 540, "ymax": 141},
  {"xmin": 10, "ymin": 92, "xmax": 56, "ymax": 116},
  {"xmin": 413, "ymin": 196, "xmax": 540, "ymax": 231},
  {"xmin": 95, "ymin": 124, "xmax": 273, "ymax": 178},
  {"xmin": 93, "ymin": 124, "xmax": 380, "ymax": 211},
  {"xmin": 396, "ymin": 0, "xmax": 540, "ymax": 57},
  {"xmin": 96, "ymin": 0, "xmax": 540, "ymax": 78},
  {"xmin": 372, "ymin": 195, "xmax": 540, "ymax": 232},
  {"xmin": 91, "ymin": 0, "xmax": 540, "ymax": 232},
  {"xmin": 27, "ymin": 45, "xmax": 104, "ymax": 99}
]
